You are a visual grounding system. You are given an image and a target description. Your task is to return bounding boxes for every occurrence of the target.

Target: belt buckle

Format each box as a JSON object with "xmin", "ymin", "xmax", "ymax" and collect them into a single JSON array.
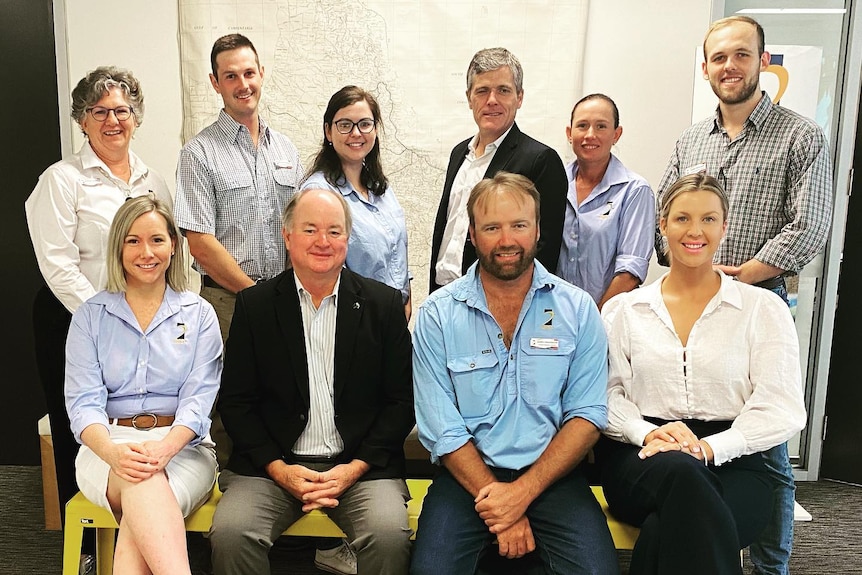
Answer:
[{"xmin": 131, "ymin": 413, "xmax": 158, "ymax": 430}]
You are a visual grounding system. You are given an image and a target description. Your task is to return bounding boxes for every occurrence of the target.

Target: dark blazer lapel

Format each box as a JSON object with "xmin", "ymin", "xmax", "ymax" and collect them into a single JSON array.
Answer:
[
  {"xmin": 334, "ymin": 269, "xmax": 363, "ymax": 402},
  {"xmin": 485, "ymin": 122, "xmax": 522, "ymax": 176},
  {"xmin": 274, "ymin": 271, "xmax": 311, "ymax": 408}
]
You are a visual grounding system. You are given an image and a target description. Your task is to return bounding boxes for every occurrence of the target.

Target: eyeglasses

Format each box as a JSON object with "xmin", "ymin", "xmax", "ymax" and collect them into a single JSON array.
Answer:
[
  {"xmin": 86, "ymin": 106, "xmax": 134, "ymax": 122},
  {"xmin": 333, "ymin": 118, "xmax": 376, "ymax": 134}
]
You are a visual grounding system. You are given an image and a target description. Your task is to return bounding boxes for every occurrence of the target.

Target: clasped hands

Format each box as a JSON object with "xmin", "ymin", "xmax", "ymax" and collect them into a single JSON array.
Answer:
[
  {"xmin": 639, "ymin": 421, "xmax": 713, "ymax": 463},
  {"xmin": 107, "ymin": 439, "xmax": 178, "ymax": 483},
  {"xmin": 270, "ymin": 462, "xmax": 361, "ymax": 512},
  {"xmin": 474, "ymin": 481, "xmax": 536, "ymax": 559}
]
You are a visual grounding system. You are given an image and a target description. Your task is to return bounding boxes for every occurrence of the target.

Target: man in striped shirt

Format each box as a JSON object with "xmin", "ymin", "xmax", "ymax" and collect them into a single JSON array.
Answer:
[{"xmin": 656, "ymin": 16, "xmax": 832, "ymax": 575}]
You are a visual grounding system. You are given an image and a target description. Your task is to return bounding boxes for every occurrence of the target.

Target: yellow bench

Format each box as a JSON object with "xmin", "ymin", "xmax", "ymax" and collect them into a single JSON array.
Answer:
[{"xmin": 63, "ymin": 479, "xmax": 637, "ymax": 575}]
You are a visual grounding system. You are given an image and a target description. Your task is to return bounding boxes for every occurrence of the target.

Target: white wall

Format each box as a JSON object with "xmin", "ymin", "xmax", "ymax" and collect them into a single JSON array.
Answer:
[
  {"xmin": 57, "ymin": 0, "xmax": 183, "ymax": 194},
  {"xmin": 580, "ymin": 0, "xmax": 714, "ymax": 284}
]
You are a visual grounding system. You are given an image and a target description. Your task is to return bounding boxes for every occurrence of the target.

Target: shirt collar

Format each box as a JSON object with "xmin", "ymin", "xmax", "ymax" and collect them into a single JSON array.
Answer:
[
  {"xmin": 294, "ymin": 271, "xmax": 341, "ymax": 307},
  {"xmin": 634, "ymin": 270, "xmax": 745, "ymax": 312},
  {"xmin": 79, "ymin": 140, "xmax": 148, "ymax": 182},
  {"xmin": 468, "ymin": 124, "xmax": 514, "ymax": 155},
  {"xmin": 567, "ymin": 153, "xmax": 628, "ymax": 195},
  {"xmin": 711, "ymin": 91, "xmax": 772, "ymax": 135},
  {"xmin": 450, "ymin": 259, "xmax": 556, "ymax": 309},
  {"xmin": 215, "ymin": 109, "xmax": 270, "ymax": 145}
]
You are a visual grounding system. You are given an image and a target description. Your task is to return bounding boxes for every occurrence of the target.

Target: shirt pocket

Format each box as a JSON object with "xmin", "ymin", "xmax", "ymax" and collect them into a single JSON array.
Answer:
[
  {"xmin": 519, "ymin": 336, "xmax": 574, "ymax": 406},
  {"xmin": 212, "ymin": 172, "xmax": 254, "ymax": 214},
  {"xmin": 273, "ymin": 163, "xmax": 298, "ymax": 215},
  {"xmin": 447, "ymin": 352, "xmax": 500, "ymax": 419}
]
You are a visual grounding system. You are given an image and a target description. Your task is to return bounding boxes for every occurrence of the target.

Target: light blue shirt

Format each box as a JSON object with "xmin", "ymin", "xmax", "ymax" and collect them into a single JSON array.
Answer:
[
  {"xmin": 301, "ymin": 172, "xmax": 410, "ymax": 303},
  {"xmin": 412, "ymin": 261, "xmax": 608, "ymax": 471},
  {"xmin": 556, "ymin": 155, "xmax": 655, "ymax": 304},
  {"xmin": 65, "ymin": 287, "xmax": 223, "ymax": 445}
]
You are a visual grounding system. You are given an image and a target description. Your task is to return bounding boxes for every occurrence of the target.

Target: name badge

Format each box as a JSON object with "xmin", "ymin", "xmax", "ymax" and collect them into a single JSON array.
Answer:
[
  {"xmin": 530, "ymin": 337, "xmax": 559, "ymax": 350},
  {"xmin": 683, "ymin": 163, "xmax": 707, "ymax": 176}
]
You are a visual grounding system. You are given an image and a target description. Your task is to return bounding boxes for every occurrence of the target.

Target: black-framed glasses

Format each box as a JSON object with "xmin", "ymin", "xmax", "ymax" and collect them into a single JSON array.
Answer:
[
  {"xmin": 87, "ymin": 106, "xmax": 133, "ymax": 122},
  {"xmin": 333, "ymin": 118, "xmax": 376, "ymax": 134}
]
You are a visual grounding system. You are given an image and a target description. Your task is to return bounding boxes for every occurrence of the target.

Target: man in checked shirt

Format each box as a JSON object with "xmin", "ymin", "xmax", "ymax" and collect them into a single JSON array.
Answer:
[
  {"xmin": 174, "ymin": 33, "xmax": 304, "ymax": 470},
  {"xmin": 656, "ymin": 15, "xmax": 833, "ymax": 575}
]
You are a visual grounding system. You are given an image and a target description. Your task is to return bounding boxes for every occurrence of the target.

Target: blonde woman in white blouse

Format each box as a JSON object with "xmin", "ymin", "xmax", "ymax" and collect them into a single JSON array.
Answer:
[{"xmin": 598, "ymin": 173, "xmax": 806, "ymax": 575}]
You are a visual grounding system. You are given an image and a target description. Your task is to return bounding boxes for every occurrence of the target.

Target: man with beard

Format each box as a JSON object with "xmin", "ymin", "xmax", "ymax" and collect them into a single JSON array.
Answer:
[
  {"xmin": 656, "ymin": 15, "xmax": 832, "ymax": 575},
  {"xmin": 410, "ymin": 172, "xmax": 618, "ymax": 574}
]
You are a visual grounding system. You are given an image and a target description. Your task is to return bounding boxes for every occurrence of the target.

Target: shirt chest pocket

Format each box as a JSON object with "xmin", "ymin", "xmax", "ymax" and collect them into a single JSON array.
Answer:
[
  {"xmin": 212, "ymin": 172, "xmax": 254, "ymax": 213},
  {"xmin": 519, "ymin": 337, "xmax": 574, "ymax": 405},
  {"xmin": 447, "ymin": 352, "xmax": 500, "ymax": 419}
]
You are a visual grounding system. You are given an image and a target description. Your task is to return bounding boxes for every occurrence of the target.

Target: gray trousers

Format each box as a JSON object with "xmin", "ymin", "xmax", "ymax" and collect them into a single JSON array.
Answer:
[{"xmin": 210, "ymin": 469, "xmax": 412, "ymax": 575}]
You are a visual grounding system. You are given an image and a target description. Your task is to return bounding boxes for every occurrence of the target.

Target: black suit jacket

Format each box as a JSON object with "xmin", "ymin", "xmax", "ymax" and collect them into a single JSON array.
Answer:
[
  {"xmin": 218, "ymin": 268, "xmax": 414, "ymax": 481},
  {"xmin": 429, "ymin": 122, "xmax": 568, "ymax": 292}
]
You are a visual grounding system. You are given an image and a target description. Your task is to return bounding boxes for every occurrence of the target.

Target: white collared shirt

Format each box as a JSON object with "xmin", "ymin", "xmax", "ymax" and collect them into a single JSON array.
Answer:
[
  {"xmin": 435, "ymin": 126, "xmax": 513, "ymax": 286},
  {"xmin": 291, "ymin": 274, "xmax": 344, "ymax": 457}
]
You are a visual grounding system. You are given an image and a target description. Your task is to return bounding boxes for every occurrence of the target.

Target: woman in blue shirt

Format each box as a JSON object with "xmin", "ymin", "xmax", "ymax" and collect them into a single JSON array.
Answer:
[
  {"xmin": 65, "ymin": 196, "xmax": 222, "ymax": 575},
  {"xmin": 556, "ymin": 94, "xmax": 655, "ymax": 309},
  {"xmin": 301, "ymin": 85, "xmax": 411, "ymax": 320}
]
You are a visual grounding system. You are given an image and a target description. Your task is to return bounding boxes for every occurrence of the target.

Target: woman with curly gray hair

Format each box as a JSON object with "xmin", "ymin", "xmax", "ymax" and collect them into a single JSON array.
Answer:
[{"xmin": 25, "ymin": 66, "xmax": 173, "ymax": 573}]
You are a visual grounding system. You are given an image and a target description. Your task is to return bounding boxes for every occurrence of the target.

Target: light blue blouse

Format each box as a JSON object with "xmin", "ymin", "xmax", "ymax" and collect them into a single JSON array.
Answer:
[
  {"xmin": 556, "ymin": 155, "xmax": 655, "ymax": 304},
  {"xmin": 301, "ymin": 172, "xmax": 410, "ymax": 303},
  {"xmin": 65, "ymin": 287, "xmax": 223, "ymax": 444}
]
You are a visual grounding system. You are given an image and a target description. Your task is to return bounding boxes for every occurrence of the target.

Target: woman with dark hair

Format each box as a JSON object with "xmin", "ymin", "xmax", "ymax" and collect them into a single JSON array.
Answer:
[
  {"xmin": 65, "ymin": 196, "xmax": 221, "ymax": 574},
  {"xmin": 598, "ymin": 173, "xmax": 806, "ymax": 574},
  {"xmin": 300, "ymin": 85, "xmax": 411, "ymax": 321},
  {"xmin": 24, "ymin": 66, "xmax": 174, "ymax": 572},
  {"xmin": 557, "ymin": 93, "xmax": 655, "ymax": 309}
]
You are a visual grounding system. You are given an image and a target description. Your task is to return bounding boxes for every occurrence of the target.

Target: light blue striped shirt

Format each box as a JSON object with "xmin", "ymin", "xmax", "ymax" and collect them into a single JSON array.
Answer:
[{"xmin": 291, "ymin": 275, "xmax": 344, "ymax": 456}]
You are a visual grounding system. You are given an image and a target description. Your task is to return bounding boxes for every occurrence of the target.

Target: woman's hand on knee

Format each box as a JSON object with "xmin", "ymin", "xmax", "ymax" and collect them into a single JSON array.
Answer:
[
  {"xmin": 642, "ymin": 422, "xmax": 702, "ymax": 458},
  {"xmin": 107, "ymin": 442, "xmax": 159, "ymax": 482}
]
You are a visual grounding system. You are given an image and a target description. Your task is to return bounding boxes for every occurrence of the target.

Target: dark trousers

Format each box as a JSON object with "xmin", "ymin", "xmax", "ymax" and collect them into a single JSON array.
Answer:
[{"xmin": 598, "ymin": 428, "xmax": 773, "ymax": 575}]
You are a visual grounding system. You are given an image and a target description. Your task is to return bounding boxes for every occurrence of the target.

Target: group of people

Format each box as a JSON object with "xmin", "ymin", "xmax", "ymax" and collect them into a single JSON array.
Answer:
[{"xmin": 24, "ymin": 13, "xmax": 831, "ymax": 575}]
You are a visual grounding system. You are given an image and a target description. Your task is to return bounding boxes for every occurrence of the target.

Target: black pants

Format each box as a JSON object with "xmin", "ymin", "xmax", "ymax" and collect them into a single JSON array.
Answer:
[{"xmin": 597, "ymin": 422, "xmax": 773, "ymax": 575}]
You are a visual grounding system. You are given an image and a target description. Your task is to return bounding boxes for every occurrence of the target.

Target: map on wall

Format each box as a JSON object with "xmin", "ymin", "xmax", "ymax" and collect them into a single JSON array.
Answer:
[{"xmin": 178, "ymin": 0, "xmax": 588, "ymax": 308}]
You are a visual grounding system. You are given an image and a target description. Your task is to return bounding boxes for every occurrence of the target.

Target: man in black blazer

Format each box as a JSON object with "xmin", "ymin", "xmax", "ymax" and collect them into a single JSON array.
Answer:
[
  {"xmin": 430, "ymin": 47, "xmax": 567, "ymax": 293},
  {"xmin": 210, "ymin": 188, "xmax": 414, "ymax": 575}
]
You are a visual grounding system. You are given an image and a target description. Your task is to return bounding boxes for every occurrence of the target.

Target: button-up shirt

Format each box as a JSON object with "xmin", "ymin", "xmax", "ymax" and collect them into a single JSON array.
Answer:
[
  {"xmin": 413, "ymin": 261, "xmax": 608, "ymax": 471},
  {"xmin": 175, "ymin": 110, "xmax": 304, "ymax": 280},
  {"xmin": 556, "ymin": 154, "xmax": 655, "ymax": 303},
  {"xmin": 65, "ymin": 288, "xmax": 223, "ymax": 445},
  {"xmin": 435, "ymin": 126, "xmax": 513, "ymax": 286},
  {"xmin": 658, "ymin": 92, "xmax": 832, "ymax": 271},
  {"xmin": 25, "ymin": 142, "xmax": 172, "ymax": 313},
  {"xmin": 300, "ymin": 172, "xmax": 410, "ymax": 303},
  {"xmin": 601, "ymin": 272, "xmax": 807, "ymax": 466}
]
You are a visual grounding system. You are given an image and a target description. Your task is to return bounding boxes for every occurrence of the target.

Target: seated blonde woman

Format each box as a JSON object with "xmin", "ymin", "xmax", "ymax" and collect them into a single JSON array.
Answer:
[
  {"xmin": 598, "ymin": 173, "xmax": 806, "ymax": 575},
  {"xmin": 65, "ymin": 196, "xmax": 222, "ymax": 575}
]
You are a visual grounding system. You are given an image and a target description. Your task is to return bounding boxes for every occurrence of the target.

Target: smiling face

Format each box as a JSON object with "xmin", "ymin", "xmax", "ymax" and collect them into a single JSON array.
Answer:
[
  {"xmin": 80, "ymin": 87, "xmax": 136, "ymax": 163},
  {"xmin": 122, "ymin": 210, "xmax": 175, "ymax": 290},
  {"xmin": 468, "ymin": 66, "xmax": 523, "ymax": 145},
  {"xmin": 470, "ymin": 188, "xmax": 539, "ymax": 282},
  {"xmin": 702, "ymin": 21, "xmax": 769, "ymax": 107},
  {"xmin": 325, "ymin": 99, "xmax": 377, "ymax": 171},
  {"xmin": 660, "ymin": 189, "xmax": 727, "ymax": 271},
  {"xmin": 210, "ymin": 46, "xmax": 264, "ymax": 123},
  {"xmin": 282, "ymin": 189, "xmax": 349, "ymax": 283},
  {"xmin": 567, "ymin": 98, "xmax": 621, "ymax": 166}
]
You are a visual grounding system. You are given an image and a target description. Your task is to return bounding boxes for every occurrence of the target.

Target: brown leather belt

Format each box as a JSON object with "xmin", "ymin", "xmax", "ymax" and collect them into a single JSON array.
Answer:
[{"xmin": 114, "ymin": 413, "xmax": 175, "ymax": 430}]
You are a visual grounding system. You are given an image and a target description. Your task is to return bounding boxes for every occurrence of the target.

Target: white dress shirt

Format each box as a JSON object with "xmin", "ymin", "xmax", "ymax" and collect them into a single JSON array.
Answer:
[{"xmin": 601, "ymin": 272, "xmax": 807, "ymax": 466}]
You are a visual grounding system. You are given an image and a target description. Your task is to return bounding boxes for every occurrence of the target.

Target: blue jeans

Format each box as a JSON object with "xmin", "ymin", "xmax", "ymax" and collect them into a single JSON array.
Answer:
[
  {"xmin": 750, "ymin": 442, "xmax": 795, "ymax": 575},
  {"xmin": 749, "ymin": 280, "xmax": 794, "ymax": 575},
  {"xmin": 410, "ymin": 467, "xmax": 619, "ymax": 575}
]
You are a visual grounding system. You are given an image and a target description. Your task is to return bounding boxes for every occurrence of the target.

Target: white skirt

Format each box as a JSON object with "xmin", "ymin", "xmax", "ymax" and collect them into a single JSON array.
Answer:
[{"xmin": 75, "ymin": 422, "xmax": 217, "ymax": 517}]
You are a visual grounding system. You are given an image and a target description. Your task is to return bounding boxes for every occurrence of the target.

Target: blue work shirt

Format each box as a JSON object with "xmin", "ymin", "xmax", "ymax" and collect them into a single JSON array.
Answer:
[
  {"xmin": 413, "ymin": 261, "xmax": 608, "ymax": 471},
  {"xmin": 556, "ymin": 155, "xmax": 655, "ymax": 304},
  {"xmin": 301, "ymin": 172, "xmax": 410, "ymax": 303},
  {"xmin": 65, "ymin": 287, "xmax": 223, "ymax": 444}
]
